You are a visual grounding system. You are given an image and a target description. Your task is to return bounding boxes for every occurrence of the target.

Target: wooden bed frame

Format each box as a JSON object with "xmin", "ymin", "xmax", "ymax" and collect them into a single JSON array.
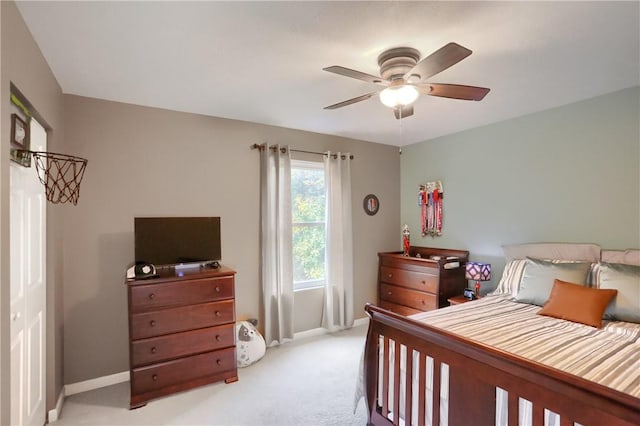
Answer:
[{"xmin": 364, "ymin": 303, "xmax": 640, "ymax": 426}]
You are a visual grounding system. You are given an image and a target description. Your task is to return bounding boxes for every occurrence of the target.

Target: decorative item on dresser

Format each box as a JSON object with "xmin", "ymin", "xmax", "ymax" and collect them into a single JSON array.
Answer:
[
  {"xmin": 377, "ymin": 246, "xmax": 469, "ymax": 315},
  {"xmin": 126, "ymin": 266, "xmax": 238, "ymax": 409}
]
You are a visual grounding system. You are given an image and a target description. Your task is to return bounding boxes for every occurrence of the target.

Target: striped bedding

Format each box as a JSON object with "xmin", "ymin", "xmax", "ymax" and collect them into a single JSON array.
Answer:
[{"xmin": 410, "ymin": 294, "xmax": 640, "ymax": 398}]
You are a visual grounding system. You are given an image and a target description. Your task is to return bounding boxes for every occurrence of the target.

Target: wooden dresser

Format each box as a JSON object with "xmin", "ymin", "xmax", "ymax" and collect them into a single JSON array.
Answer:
[
  {"xmin": 126, "ymin": 266, "xmax": 238, "ymax": 408},
  {"xmin": 378, "ymin": 247, "xmax": 469, "ymax": 316}
]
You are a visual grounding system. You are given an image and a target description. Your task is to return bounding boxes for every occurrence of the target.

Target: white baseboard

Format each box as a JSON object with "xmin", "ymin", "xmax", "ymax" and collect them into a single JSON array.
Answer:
[
  {"xmin": 293, "ymin": 316, "xmax": 369, "ymax": 340},
  {"xmin": 59, "ymin": 318, "xmax": 370, "ymax": 399},
  {"xmin": 64, "ymin": 370, "xmax": 130, "ymax": 396},
  {"xmin": 353, "ymin": 317, "xmax": 369, "ymax": 328},
  {"xmin": 47, "ymin": 388, "xmax": 65, "ymax": 423}
]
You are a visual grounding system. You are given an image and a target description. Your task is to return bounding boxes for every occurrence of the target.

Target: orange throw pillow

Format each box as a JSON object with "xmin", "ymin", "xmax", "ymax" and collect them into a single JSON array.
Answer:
[{"xmin": 538, "ymin": 279, "xmax": 617, "ymax": 328}]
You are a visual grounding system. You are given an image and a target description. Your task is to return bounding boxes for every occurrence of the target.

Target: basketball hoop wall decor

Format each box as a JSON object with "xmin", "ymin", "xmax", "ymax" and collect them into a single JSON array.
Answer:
[
  {"xmin": 9, "ymin": 91, "xmax": 87, "ymax": 205},
  {"xmin": 31, "ymin": 151, "xmax": 87, "ymax": 205},
  {"xmin": 12, "ymin": 150, "xmax": 88, "ymax": 205}
]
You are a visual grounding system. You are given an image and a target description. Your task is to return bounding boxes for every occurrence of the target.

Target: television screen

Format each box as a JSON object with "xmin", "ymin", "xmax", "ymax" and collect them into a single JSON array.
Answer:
[{"xmin": 134, "ymin": 217, "xmax": 221, "ymax": 266}]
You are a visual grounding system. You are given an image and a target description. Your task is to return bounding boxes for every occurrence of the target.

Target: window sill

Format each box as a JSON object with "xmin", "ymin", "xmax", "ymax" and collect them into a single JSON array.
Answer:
[{"xmin": 294, "ymin": 285, "xmax": 324, "ymax": 293}]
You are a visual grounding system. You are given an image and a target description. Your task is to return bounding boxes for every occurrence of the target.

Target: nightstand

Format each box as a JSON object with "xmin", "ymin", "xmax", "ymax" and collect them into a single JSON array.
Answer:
[{"xmin": 448, "ymin": 295, "xmax": 479, "ymax": 306}]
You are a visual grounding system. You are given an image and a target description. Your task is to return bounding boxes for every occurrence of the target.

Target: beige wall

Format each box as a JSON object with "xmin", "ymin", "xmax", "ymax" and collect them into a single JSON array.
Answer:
[
  {"xmin": 401, "ymin": 87, "xmax": 640, "ymax": 290},
  {"xmin": 1, "ymin": 0, "xmax": 66, "ymax": 419},
  {"xmin": 61, "ymin": 95, "xmax": 400, "ymax": 384}
]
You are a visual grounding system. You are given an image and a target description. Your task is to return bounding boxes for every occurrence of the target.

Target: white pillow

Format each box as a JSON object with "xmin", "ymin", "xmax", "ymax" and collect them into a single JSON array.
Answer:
[
  {"xmin": 491, "ymin": 259, "xmax": 527, "ymax": 297},
  {"xmin": 599, "ymin": 262, "xmax": 640, "ymax": 323}
]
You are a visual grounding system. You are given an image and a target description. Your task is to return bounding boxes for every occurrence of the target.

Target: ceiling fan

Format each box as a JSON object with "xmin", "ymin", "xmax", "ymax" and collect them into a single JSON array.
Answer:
[{"xmin": 323, "ymin": 42, "xmax": 490, "ymax": 119}]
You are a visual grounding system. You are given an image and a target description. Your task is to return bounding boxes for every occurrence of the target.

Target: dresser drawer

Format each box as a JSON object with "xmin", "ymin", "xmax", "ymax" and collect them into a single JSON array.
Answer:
[
  {"xmin": 380, "ymin": 283, "xmax": 438, "ymax": 312},
  {"xmin": 131, "ymin": 347, "xmax": 236, "ymax": 395},
  {"xmin": 130, "ymin": 276, "xmax": 234, "ymax": 312},
  {"xmin": 379, "ymin": 266, "xmax": 438, "ymax": 294},
  {"xmin": 131, "ymin": 323, "xmax": 235, "ymax": 367},
  {"xmin": 130, "ymin": 299, "xmax": 234, "ymax": 340},
  {"xmin": 379, "ymin": 300, "xmax": 423, "ymax": 316}
]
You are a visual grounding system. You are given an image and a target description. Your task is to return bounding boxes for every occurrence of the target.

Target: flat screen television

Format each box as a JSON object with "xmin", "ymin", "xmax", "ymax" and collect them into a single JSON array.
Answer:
[{"xmin": 134, "ymin": 217, "xmax": 221, "ymax": 266}]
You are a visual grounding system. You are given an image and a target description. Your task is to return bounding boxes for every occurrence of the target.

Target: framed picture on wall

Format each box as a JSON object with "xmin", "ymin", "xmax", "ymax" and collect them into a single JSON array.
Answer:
[
  {"xmin": 363, "ymin": 194, "xmax": 380, "ymax": 216},
  {"xmin": 11, "ymin": 113, "xmax": 29, "ymax": 149}
]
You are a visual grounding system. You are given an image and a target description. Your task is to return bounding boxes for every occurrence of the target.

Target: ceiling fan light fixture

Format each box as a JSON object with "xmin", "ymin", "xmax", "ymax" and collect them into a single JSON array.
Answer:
[{"xmin": 379, "ymin": 84, "xmax": 419, "ymax": 108}]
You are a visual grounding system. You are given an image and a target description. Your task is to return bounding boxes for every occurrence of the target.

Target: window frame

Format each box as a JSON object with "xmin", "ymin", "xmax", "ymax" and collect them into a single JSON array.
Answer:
[{"xmin": 291, "ymin": 159, "xmax": 326, "ymax": 292}]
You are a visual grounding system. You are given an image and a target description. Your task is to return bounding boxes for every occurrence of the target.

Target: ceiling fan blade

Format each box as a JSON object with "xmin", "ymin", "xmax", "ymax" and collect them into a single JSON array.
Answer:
[
  {"xmin": 324, "ymin": 92, "xmax": 378, "ymax": 110},
  {"xmin": 405, "ymin": 42, "xmax": 472, "ymax": 81},
  {"xmin": 419, "ymin": 83, "xmax": 490, "ymax": 101},
  {"xmin": 323, "ymin": 66, "xmax": 388, "ymax": 86},
  {"xmin": 393, "ymin": 105, "xmax": 414, "ymax": 120}
]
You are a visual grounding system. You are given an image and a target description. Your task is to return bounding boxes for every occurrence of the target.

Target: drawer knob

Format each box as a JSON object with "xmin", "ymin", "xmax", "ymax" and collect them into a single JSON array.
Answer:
[
  {"xmin": 215, "ymin": 311, "xmax": 221, "ymax": 317},
  {"xmin": 215, "ymin": 286, "xmax": 221, "ymax": 293},
  {"xmin": 148, "ymin": 293, "xmax": 155, "ymax": 300},
  {"xmin": 152, "ymin": 374, "xmax": 158, "ymax": 381},
  {"xmin": 387, "ymin": 274, "xmax": 393, "ymax": 278},
  {"xmin": 421, "ymin": 300, "xmax": 426, "ymax": 305},
  {"xmin": 216, "ymin": 359, "xmax": 222, "ymax": 366},
  {"xmin": 151, "ymin": 347, "xmax": 157, "ymax": 354},
  {"xmin": 421, "ymin": 280, "xmax": 426, "ymax": 284},
  {"xmin": 387, "ymin": 291, "xmax": 392, "ymax": 296},
  {"xmin": 215, "ymin": 335, "xmax": 221, "ymax": 342},
  {"xmin": 150, "ymin": 320, "xmax": 156, "ymax": 327}
]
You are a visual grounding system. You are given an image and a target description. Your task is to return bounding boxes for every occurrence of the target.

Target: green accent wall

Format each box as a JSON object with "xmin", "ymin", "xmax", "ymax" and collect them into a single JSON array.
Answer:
[{"xmin": 401, "ymin": 87, "xmax": 640, "ymax": 290}]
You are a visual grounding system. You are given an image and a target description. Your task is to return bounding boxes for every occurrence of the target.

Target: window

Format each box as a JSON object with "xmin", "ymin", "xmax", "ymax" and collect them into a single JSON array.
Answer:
[{"xmin": 291, "ymin": 160, "xmax": 326, "ymax": 290}]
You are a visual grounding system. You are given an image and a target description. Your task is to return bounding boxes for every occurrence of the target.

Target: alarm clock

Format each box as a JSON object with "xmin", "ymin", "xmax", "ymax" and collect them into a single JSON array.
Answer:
[{"xmin": 463, "ymin": 288, "xmax": 476, "ymax": 300}]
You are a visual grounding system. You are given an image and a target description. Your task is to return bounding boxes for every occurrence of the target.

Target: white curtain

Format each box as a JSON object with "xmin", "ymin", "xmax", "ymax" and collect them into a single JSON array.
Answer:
[
  {"xmin": 322, "ymin": 151, "xmax": 354, "ymax": 331},
  {"xmin": 260, "ymin": 144, "xmax": 294, "ymax": 346}
]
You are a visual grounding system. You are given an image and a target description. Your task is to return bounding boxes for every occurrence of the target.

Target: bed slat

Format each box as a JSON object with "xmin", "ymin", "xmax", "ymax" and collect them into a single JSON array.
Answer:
[
  {"xmin": 405, "ymin": 347, "xmax": 413, "ymax": 426},
  {"xmin": 560, "ymin": 416, "xmax": 573, "ymax": 426},
  {"xmin": 418, "ymin": 354, "xmax": 426, "ymax": 426},
  {"xmin": 382, "ymin": 336, "xmax": 390, "ymax": 418},
  {"xmin": 432, "ymin": 358, "xmax": 440, "ymax": 426},
  {"xmin": 393, "ymin": 342, "xmax": 401, "ymax": 424},
  {"xmin": 449, "ymin": 367, "xmax": 495, "ymax": 425},
  {"xmin": 508, "ymin": 392, "xmax": 518, "ymax": 426},
  {"xmin": 533, "ymin": 404, "xmax": 544, "ymax": 425}
]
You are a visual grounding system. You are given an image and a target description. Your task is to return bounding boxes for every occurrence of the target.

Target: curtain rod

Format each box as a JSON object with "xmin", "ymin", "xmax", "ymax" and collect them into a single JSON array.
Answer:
[{"xmin": 250, "ymin": 143, "xmax": 354, "ymax": 160}]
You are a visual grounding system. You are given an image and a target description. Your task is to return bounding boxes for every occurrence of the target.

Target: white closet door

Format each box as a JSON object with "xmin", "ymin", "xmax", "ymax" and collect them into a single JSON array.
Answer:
[{"xmin": 10, "ymin": 118, "xmax": 47, "ymax": 426}]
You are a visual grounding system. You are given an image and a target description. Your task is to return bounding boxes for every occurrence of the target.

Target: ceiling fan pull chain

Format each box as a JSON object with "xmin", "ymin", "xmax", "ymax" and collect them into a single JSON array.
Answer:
[{"xmin": 398, "ymin": 108, "xmax": 404, "ymax": 143}]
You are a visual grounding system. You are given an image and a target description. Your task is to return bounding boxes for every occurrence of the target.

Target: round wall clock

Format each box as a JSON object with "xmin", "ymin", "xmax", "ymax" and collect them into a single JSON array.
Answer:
[{"xmin": 363, "ymin": 194, "xmax": 379, "ymax": 216}]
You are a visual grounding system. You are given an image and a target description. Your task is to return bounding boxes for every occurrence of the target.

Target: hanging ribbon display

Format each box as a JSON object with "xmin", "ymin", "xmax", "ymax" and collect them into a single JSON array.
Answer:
[{"xmin": 418, "ymin": 180, "xmax": 444, "ymax": 237}]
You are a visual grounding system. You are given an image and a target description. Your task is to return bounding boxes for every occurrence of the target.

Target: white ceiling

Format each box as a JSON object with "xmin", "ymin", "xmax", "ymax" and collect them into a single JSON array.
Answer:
[{"xmin": 16, "ymin": 1, "xmax": 640, "ymax": 147}]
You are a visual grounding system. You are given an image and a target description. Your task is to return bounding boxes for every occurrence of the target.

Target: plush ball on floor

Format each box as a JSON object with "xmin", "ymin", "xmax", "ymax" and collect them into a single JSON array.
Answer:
[{"xmin": 235, "ymin": 320, "xmax": 266, "ymax": 367}]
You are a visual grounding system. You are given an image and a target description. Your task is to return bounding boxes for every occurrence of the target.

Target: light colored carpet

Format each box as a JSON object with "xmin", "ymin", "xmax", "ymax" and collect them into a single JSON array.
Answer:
[{"xmin": 55, "ymin": 325, "xmax": 368, "ymax": 425}]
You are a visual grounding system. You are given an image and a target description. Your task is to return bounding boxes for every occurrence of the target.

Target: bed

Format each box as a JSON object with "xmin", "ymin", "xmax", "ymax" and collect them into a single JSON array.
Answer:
[{"xmin": 361, "ymin": 244, "xmax": 640, "ymax": 426}]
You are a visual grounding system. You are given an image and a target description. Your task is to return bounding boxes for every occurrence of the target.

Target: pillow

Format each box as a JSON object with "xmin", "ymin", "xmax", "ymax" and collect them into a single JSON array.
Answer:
[
  {"xmin": 514, "ymin": 257, "xmax": 591, "ymax": 306},
  {"xmin": 503, "ymin": 243, "xmax": 601, "ymax": 263},
  {"xmin": 598, "ymin": 262, "xmax": 640, "ymax": 323},
  {"xmin": 538, "ymin": 279, "xmax": 617, "ymax": 328},
  {"xmin": 235, "ymin": 321, "xmax": 266, "ymax": 367},
  {"xmin": 491, "ymin": 259, "xmax": 527, "ymax": 296},
  {"xmin": 492, "ymin": 259, "xmax": 599, "ymax": 297},
  {"xmin": 601, "ymin": 250, "xmax": 640, "ymax": 266}
]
